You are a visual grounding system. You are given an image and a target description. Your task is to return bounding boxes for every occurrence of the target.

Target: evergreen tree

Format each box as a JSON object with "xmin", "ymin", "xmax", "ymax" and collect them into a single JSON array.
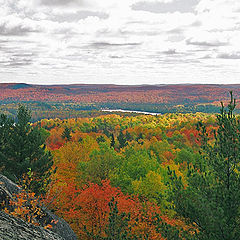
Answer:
[
  {"xmin": 136, "ymin": 132, "xmax": 144, "ymax": 143},
  {"xmin": 125, "ymin": 131, "xmax": 132, "ymax": 142},
  {"xmin": 117, "ymin": 130, "xmax": 127, "ymax": 149},
  {"xmin": 96, "ymin": 135, "xmax": 106, "ymax": 144},
  {"xmin": 0, "ymin": 105, "xmax": 53, "ymax": 194},
  {"xmin": 153, "ymin": 214, "xmax": 196, "ymax": 240},
  {"xmin": 0, "ymin": 113, "xmax": 14, "ymax": 172},
  {"xmin": 110, "ymin": 133, "xmax": 115, "ymax": 148},
  {"xmin": 105, "ymin": 198, "xmax": 129, "ymax": 240},
  {"xmin": 91, "ymin": 125, "xmax": 98, "ymax": 133},
  {"xmin": 168, "ymin": 92, "xmax": 240, "ymax": 239},
  {"xmin": 103, "ymin": 128, "xmax": 110, "ymax": 137},
  {"xmin": 61, "ymin": 126, "xmax": 72, "ymax": 141}
]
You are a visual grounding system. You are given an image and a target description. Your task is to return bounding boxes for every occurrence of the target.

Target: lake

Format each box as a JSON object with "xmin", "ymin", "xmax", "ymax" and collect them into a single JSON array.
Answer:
[{"xmin": 101, "ymin": 109, "xmax": 161, "ymax": 115}]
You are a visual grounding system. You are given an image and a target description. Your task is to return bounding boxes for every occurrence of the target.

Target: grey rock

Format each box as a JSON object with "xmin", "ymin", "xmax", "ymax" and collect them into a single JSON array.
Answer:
[
  {"xmin": 0, "ymin": 174, "xmax": 77, "ymax": 240},
  {"xmin": 0, "ymin": 210, "xmax": 64, "ymax": 240}
]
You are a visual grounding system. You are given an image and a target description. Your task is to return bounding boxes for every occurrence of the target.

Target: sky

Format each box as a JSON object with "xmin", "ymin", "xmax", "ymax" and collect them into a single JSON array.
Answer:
[{"xmin": 0, "ymin": 0, "xmax": 240, "ymax": 85}]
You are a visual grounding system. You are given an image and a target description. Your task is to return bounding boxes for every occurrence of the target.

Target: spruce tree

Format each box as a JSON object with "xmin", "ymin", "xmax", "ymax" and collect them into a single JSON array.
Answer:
[
  {"xmin": 0, "ymin": 105, "xmax": 53, "ymax": 194},
  {"xmin": 169, "ymin": 92, "xmax": 240, "ymax": 239},
  {"xmin": 117, "ymin": 130, "xmax": 127, "ymax": 149}
]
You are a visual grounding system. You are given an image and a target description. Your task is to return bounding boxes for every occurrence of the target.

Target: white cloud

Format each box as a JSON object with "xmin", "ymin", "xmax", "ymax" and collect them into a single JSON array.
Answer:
[
  {"xmin": 0, "ymin": 0, "xmax": 240, "ymax": 84},
  {"xmin": 0, "ymin": 15, "xmax": 40, "ymax": 35}
]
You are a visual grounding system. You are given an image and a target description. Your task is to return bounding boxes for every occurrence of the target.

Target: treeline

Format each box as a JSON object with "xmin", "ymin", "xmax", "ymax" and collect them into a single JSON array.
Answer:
[{"xmin": 0, "ymin": 100, "xmax": 227, "ymax": 122}]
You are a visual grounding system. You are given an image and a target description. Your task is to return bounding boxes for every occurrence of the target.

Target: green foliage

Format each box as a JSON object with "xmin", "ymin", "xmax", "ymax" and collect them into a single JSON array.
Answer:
[
  {"xmin": 169, "ymin": 92, "xmax": 240, "ymax": 239},
  {"xmin": 78, "ymin": 143, "xmax": 121, "ymax": 184},
  {"xmin": 0, "ymin": 105, "xmax": 53, "ymax": 194},
  {"xmin": 132, "ymin": 171, "xmax": 167, "ymax": 206},
  {"xmin": 124, "ymin": 147, "xmax": 159, "ymax": 180},
  {"xmin": 38, "ymin": 127, "xmax": 50, "ymax": 141},
  {"xmin": 148, "ymin": 140, "xmax": 172, "ymax": 163},
  {"xmin": 175, "ymin": 148, "xmax": 201, "ymax": 166},
  {"xmin": 111, "ymin": 147, "xmax": 159, "ymax": 194}
]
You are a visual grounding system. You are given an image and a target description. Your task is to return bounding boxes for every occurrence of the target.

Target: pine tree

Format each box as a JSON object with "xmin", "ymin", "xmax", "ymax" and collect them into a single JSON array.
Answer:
[
  {"xmin": 61, "ymin": 126, "xmax": 72, "ymax": 141},
  {"xmin": 0, "ymin": 113, "xmax": 14, "ymax": 172},
  {"xmin": 0, "ymin": 105, "xmax": 53, "ymax": 194},
  {"xmin": 168, "ymin": 92, "xmax": 240, "ymax": 239}
]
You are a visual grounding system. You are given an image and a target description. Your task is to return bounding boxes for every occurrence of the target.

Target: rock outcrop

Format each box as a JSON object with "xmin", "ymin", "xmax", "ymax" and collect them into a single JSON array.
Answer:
[
  {"xmin": 0, "ymin": 174, "xmax": 77, "ymax": 240},
  {"xmin": 0, "ymin": 210, "xmax": 64, "ymax": 240}
]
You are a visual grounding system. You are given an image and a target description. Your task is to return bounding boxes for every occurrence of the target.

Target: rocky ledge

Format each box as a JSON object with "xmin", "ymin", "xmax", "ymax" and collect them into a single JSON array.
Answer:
[
  {"xmin": 0, "ymin": 174, "xmax": 77, "ymax": 240},
  {"xmin": 0, "ymin": 210, "xmax": 64, "ymax": 240}
]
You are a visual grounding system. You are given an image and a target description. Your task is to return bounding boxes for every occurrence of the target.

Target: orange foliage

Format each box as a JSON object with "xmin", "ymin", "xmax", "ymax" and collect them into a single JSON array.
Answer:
[
  {"xmin": 45, "ymin": 180, "xmax": 174, "ymax": 239},
  {"xmin": 3, "ymin": 190, "xmax": 55, "ymax": 229}
]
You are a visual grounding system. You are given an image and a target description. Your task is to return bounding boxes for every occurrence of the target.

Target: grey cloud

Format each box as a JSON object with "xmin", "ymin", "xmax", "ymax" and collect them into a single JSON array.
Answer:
[
  {"xmin": 40, "ymin": 62, "xmax": 53, "ymax": 66},
  {"xmin": 162, "ymin": 49, "xmax": 177, "ymax": 55},
  {"xmin": 12, "ymin": 52, "xmax": 37, "ymax": 58},
  {"xmin": 167, "ymin": 28, "xmax": 184, "ymax": 34},
  {"xmin": 191, "ymin": 20, "xmax": 202, "ymax": 27},
  {"xmin": 91, "ymin": 42, "xmax": 142, "ymax": 48},
  {"xmin": 52, "ymin": 10, "xmax": 108, "ymax": 22},
  {"xmin": 109, "ymin": 55, "xmax": 124, "ymax": 59},
  {"xmin": 0, "ymin": 41, "xmax": 38, "ymax": 55},
  {"xmin": 167, "ymin": 34, "xmax": 185, "ymax": 42},
  {"xmin": 201, "ymin": 54, "xmax": 212, "ymax": 59},
  {"xmin": 0, "ymin": 22, "xmax": 38, "ymax": 36},
  {"xmin": 8, "ymin": 60, "xmax": 32, "ymax": 67},
  {"xmin": 0, "ymin": 40, "xmax": 39, "ymax": 68},
  {"xmin": 217, "ymin": 52, "xmax": 240, "ymax": 59},
  {"xmin": 132, "ymin": 0, "xmax": 200, "ymax": 13},
  {"xmin": 186, "ymin": 38, "xmax": 227, "ymax": 47},
  {"xmin": 39, "ymin": 0, "xmax": 82, "ymax": 6},
  {"xmin": 0, "ymin": 57, "xmax": 33, "ymax": 68},
  {"xmin": 117, "ymin": 29, "xmax": 164, "ymax": 37}
]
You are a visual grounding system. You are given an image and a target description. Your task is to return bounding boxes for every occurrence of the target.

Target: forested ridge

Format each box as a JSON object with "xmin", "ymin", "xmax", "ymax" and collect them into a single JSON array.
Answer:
[
  {"xmin": 2, "ymin": 84, "xmax": 240, "ymax": 121},
  {"xmin": 1, "ymin": 93, "xmax": 240, "ymax": 239}
]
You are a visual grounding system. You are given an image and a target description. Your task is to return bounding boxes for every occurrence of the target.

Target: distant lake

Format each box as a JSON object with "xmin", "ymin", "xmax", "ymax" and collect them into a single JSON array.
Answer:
[{"xmin": 101, "ymin": 109, "xmax": 161, "ymax": 115}]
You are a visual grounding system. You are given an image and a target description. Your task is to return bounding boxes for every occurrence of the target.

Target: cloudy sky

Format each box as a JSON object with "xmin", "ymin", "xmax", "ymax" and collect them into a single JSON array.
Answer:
[{"xmin": 1, "ymin": 0, "xmax": 240, "ymax": 85}]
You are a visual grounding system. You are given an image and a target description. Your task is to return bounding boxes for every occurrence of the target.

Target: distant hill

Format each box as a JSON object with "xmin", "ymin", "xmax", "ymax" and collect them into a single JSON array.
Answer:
[
  {"xmin": 1, "ymin": 83, "xmax": 240, "ymax": 104},
  {"xmin": 1, "ymin": 83, "xmax": 240, "ymax": 120},
  {"xmin": 1, "ymin": 83, "xmax": 32, "ymax": 89}
]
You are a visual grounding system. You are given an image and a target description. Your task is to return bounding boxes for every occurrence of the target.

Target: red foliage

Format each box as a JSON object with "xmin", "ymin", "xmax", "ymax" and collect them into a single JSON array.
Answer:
[{"xmin": 45, "ymin": 180, "xmax": 171, "ymax": 239}]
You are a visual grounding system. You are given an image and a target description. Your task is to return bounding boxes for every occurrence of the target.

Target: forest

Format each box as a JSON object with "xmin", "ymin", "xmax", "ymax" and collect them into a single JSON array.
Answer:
[
  {"xmin": 1, "ymin": 92, "xmax": 240, "ymax": 239},
  {"xmin": 2, "ymin": 84, "xmax": 240, "ymax": 121}
]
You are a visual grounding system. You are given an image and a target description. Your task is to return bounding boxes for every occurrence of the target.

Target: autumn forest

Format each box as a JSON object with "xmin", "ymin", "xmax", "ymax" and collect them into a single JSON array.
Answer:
[{"xmin": 1, "ymin": 86, "xmax": 240, "ymax": 240}]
